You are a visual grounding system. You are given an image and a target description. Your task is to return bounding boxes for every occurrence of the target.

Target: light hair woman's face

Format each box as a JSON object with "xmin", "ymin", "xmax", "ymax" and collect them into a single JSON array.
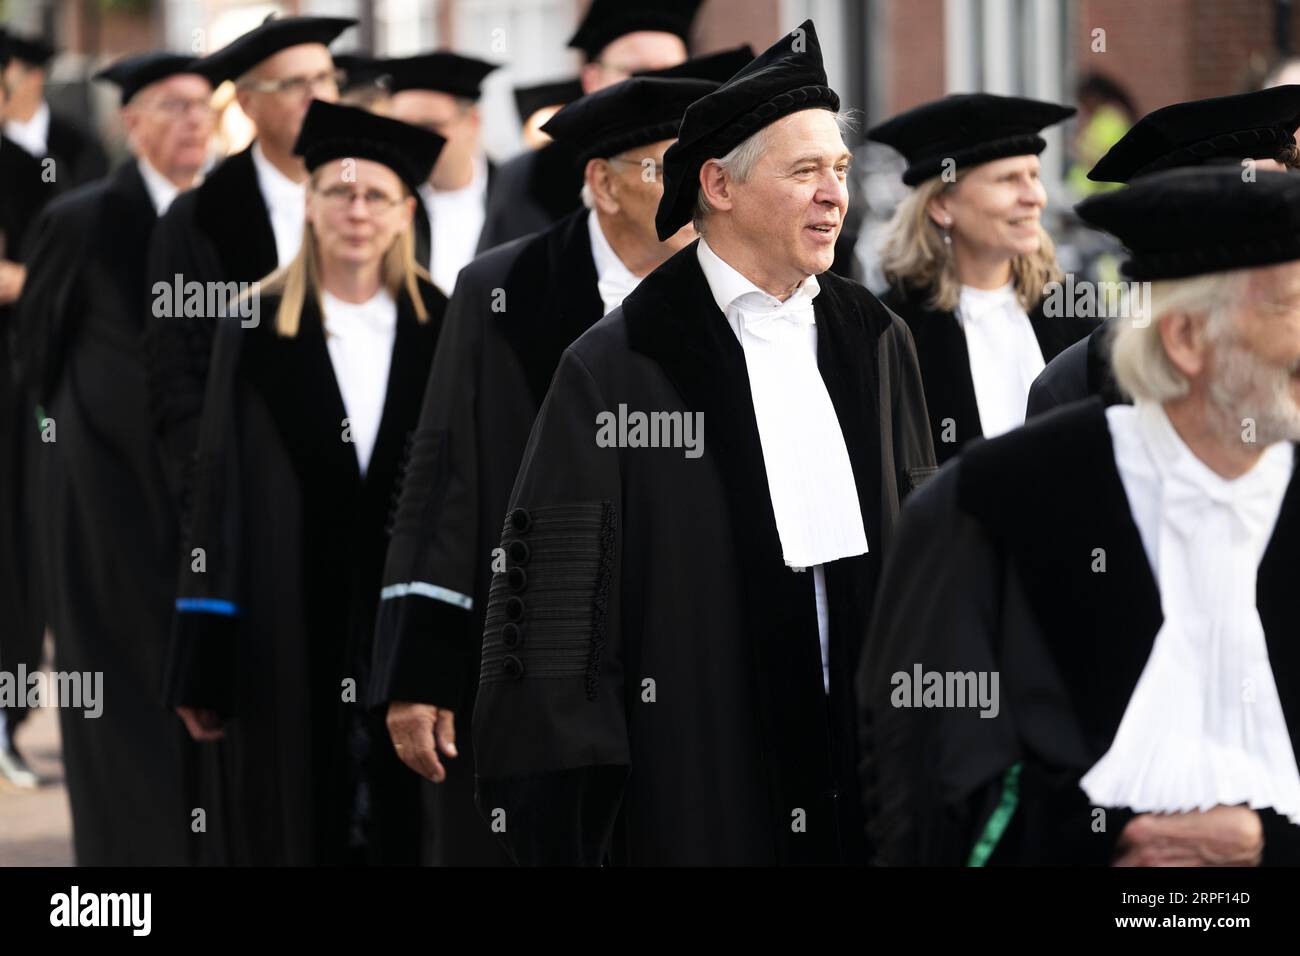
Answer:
[
  {"xmin": 931, "ymin": 154, "xmax": 1046, "ymax": 264},
  {"xmin": 306, "ymin": 158, "xmax": 414, "ymax": 270}
]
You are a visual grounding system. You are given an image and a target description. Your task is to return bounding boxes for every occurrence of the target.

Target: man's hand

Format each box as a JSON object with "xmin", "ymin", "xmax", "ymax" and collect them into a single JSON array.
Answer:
[
  {"xmin": 387, "ymin": 701, "xmax": 458, "ymax": 783},
  {"xmin": 176, "ymin": 706, "xmax": 226, "ymax": 742},
  {"xmin": 0, "ymin": 260, "xmax": 26, "ymax": 304},
  {"xmin": 1113, "ymin": 805, "xmax": 1264, "ymax": 867}
]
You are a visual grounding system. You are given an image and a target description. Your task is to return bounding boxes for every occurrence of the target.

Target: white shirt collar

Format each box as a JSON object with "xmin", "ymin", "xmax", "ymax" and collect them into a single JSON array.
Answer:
[
  {"xmin": 955, "ymin": 281, "xmax": 1044, "ymax": 439},
  {"xmin": 320, "ymin": 287, "xmax": 399, "ymax": 337},
  {"xmin": 5, "ymin": 100, "xmax": 50, "ymax": 157},
  {"xmin": 137, "ymin": 157, "xmax": 183, "ymax": 215},
  {"xmin": 694, "ymin": 236, "xmax": 866, "ymax": 577},
  {"xmin": 251, "ymin": 141, "xmax": 307, "ymax": 266},
  {"xmin": 320, "ymin": 287, "xmax": 398, "ymax": 477},
  {"xmin": 696, "ymin": 237, "xmax": 820, "ymax": 317},
  {"xmin": 419, "ymin": 154, "xmax": 490, "ymax": 294},
  {"xmin": 251, "ymin": 140, "xmax": 304, "ymax": 205},
  {"xmin": 958, "ymin": 281, "xmax": 1017, "ymax": 315},
  {"xmin": 587, "ymin": 210, "xmax": 642, "ymax": 315}
]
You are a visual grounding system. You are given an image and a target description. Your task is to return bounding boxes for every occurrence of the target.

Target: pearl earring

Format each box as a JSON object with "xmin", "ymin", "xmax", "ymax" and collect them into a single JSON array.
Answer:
[{"xmin": 942, "ymin": 215, "xmax": 953, "ymax": 246}]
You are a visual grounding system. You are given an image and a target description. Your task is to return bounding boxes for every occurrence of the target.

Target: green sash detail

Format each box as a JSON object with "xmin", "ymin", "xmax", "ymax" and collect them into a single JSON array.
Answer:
[{"xmin": 967, "ymin": 762, "xmax": 1022, "ymax": 866}]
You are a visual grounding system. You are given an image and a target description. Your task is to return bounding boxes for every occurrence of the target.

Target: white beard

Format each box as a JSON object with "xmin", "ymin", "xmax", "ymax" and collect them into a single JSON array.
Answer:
[{"xmin": 1208, "ymin": 336, "xmax": 1300, "ymax": 446}]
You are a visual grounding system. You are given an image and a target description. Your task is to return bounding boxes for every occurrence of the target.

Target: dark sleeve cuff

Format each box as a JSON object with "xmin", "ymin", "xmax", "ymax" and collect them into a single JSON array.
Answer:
[
  {"xmin": 162, "ymin": 606, "xmax": 236, "ymax": 717},
  {"xmin": 1258, "ymin": 808, "xmax": 1300, "ymax": 865},
  {"xmin": 475, "ymin": 764, "xmax": 629, "ymax": 866},
  {"xmin": 368, "ymin": 593, "xmax": 475, "ymax": 712}
]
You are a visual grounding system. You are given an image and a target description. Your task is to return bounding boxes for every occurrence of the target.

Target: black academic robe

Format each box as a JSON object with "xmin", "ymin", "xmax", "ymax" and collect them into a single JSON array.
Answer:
[
  {"xmin": 477, "ymin": 142, "xmax": 582, "ymax": 253},
  {"xmin": 1025, "ymin": 322, "xmax": 1126, "ymax": 418},
  {"xmin": 880, "ymin": 282, "xmax": 1098, "ymax": 464},
  {"xmin": 0, "ymin": 136, "xmax": 58, "ymax": 737},
  {"xmin": 372, "ymin": 208, "xmax": 604, "ymax": 866},
  {"xmin": 471, "ymin": 242, "xmax": 937, "ymax": 865},
  {"xmin": 46, "ymin": 112, "xmax": 110, "ymax": 191},
  {"xmin": 13, "ymin": 160, "xmax": 196, "ymax": 864},
  {"xmin": 856, "ymin": 399, "xmax": 1300, "ymax": 865},
  {"xmin": 162, "ymin": 281, "xmax": 446, "ymax": 865},
  {"xmin": 143, "ymin": 144, "xmax": 280, "ymax": 511}
]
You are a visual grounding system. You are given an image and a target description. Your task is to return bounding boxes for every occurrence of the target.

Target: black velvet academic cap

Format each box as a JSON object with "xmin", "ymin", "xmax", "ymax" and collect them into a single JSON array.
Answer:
[
  {"xmin": 567, "ymin": 0, "xmax": 702, "ymax": 61},
  {"xmin": 382, "ymin": 52, "xmax": 500, "ymax": 101},
  {"xmin": 200, "ymin": 14, "xmax": 357, "ymax": 83},
  {"xmin": 333, "ymin": 53, "xmax": 388, "ymax": 94},
  {"xmin": 636, "ymin": 45, "xmax": 754, "ymax": 83},
  {"xmin": 3, "ymin": 29, "xmax": 54, "ymax": 67},
  {"xmin": 1075, "ymin": 166, "xmax": 1300, "ymax": 280},
  {"xmin": 514, "ymin": 78, "xmax": 584, "ymax": 125},
  {"xmin": 95, "ymin": 52, "xmax": 214, "ymax": 105},
  {"xmin": 1088, "ymin": 86, "xmax": 1300, "ymax": 182},
  {"xmin": 293, "ymin": 99, "xmax": 446, "ymax": 194},
  {"xmin": 656, "ymin": 19, "xmax": 838, "ymax": 240},
  {"xmin": 542, "ymin": 76, "xmax": 718, "ymax": 163},
  {"xmin": 867, "ymin": 93, "xmax": 1075, "ymax": 186}
]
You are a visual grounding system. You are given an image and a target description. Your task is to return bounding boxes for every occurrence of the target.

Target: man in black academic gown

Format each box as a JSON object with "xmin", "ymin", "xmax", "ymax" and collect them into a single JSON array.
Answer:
[
  {"xmin": 373, "ymin": 75, "xmax": 717, "ymax": 866},
  {"xmin": 1, "ymin": 29, "xmax": 109, "ymax": 190},
  {"xmin": 12, "ymin": 53, "xmax": 216, "ymax": 863},
  {"xmin": 144, "ymin": 14, "xmax": 355, "ymax": 507},
  {"xmin": 859, "ymin": 167, "xmax": 1300, "ymax": 866},
  {"xmin": 0, "ymin": 41, "xmax": 59, "ymax": 789},
  {"xmin": 381, "ymin": 52, "xmax": 499, "ymax": 296},
  {"xmin": 476, "ymin": 0, "xmax": 697, "ymax": 252},
  {"xmin": 1027, "ymin": 85, "xmax": 1300, "ymax": 418},
  {"xmin": 470, "ymin": 21, "xmax": 935, "ymax": 866}
]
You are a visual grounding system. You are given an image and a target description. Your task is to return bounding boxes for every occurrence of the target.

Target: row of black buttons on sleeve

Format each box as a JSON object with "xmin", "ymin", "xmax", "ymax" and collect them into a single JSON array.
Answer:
[{"xmin": 501, "ymin": 508, "xmax": 531, "ymax": 680}]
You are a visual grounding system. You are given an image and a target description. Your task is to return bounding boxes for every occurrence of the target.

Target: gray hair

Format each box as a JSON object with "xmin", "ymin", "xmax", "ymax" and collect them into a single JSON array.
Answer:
[
  {"xmin": 1109, "ymin": 269, "xmax": 1250, "ymax": 402},
  {"xmin": 691, "ymin": 109, "xmax": 859, "ymax": 237}
]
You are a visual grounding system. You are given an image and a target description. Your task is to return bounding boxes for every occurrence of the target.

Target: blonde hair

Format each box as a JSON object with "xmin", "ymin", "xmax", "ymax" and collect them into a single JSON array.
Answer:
[
  {"xmin": 257, "ymin": 170, "xmax": 430, "ymax": 337},
  {"xmin": 879, "ymin": 171, "xmax": 1063, "ymax": 313},
  {"xmin": 1109, "ymin": 269, "xmax": 1248, "ymax": 403}
]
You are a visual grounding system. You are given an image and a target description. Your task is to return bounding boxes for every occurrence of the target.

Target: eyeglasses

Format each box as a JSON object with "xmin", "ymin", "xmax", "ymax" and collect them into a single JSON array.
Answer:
[
  {"xmin": 607, "ymin": 156, "xmax": 665, "ymax": 182},
  {"xmin": 316, "ymin": 184, "xmax": 405, "ymax": 213},
  {"xmin": 239, "ymin": 69, "xmax": 344, "ymax": 98},
  {"xmin": 150, "ymin": 97, "xmax": 215, "ymax": 117}
]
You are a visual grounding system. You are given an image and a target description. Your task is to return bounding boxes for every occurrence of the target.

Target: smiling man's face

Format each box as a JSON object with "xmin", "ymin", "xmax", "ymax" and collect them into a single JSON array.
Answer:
[{"xmin": 722, "ymin": 109, "xmax": 850, "ymax": 290}]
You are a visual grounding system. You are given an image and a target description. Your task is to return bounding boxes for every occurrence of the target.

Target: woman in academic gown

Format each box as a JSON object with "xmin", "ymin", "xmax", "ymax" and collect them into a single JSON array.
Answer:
[
  {"xmin": 868, "ymin": 94, "xmax": 1098, "ymax": 464},
  {"xmin": 164, "ymin": 100, "xmax": 447, "ymax": 866}
]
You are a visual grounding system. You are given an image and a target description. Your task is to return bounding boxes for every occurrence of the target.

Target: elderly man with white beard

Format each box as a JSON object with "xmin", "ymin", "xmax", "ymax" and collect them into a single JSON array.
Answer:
[{"xmin": 858, "ymin": 166, "xmax": 1300, "ymax": 866}]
